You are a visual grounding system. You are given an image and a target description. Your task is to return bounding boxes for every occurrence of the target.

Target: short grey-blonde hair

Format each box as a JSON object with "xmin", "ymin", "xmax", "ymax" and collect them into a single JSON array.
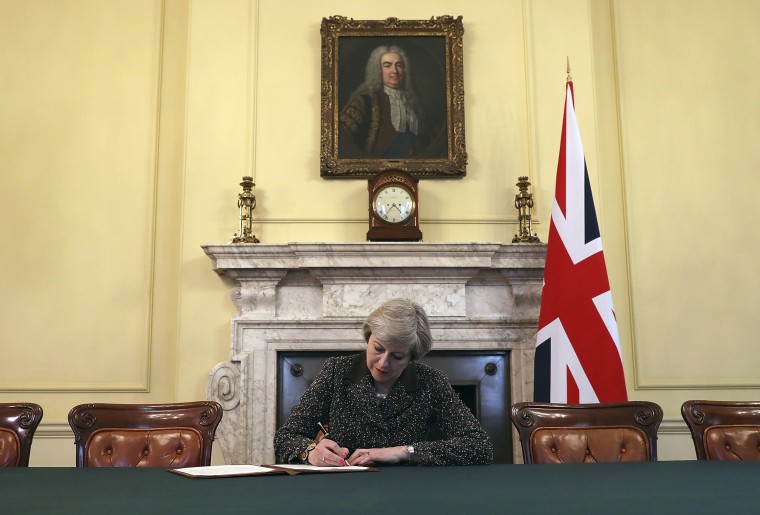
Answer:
[{"xmin": 362, "ymin": 298, "xmax": 432, "ymax": 360}]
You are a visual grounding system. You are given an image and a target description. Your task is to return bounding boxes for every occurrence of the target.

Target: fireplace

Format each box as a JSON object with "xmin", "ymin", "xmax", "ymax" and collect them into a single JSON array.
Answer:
[{"xmin": 203, "ymin": 242, "xmax": 545, "ymax": 465}]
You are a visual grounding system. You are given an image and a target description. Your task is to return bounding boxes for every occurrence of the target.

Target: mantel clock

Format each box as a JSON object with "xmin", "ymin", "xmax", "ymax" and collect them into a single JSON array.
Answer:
[{"xmin": 367, "ymin": 170, "xmax": 422, "ymax": 242}]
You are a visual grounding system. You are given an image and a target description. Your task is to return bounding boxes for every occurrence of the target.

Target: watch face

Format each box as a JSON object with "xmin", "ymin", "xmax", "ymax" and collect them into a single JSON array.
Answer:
[{"xmin": 374, "ymin": 185, "xmax": 414, "ymax": 224}]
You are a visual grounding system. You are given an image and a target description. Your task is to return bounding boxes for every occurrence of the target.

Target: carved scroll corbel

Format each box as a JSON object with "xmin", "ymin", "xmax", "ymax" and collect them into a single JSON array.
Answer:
[
  {"xmin": 207, "ymin": 356, "xmax": 249, "ymax": 464},
  {"xmin": 230, "ymin": 272, "xmax": 287, "ymax": 317}
]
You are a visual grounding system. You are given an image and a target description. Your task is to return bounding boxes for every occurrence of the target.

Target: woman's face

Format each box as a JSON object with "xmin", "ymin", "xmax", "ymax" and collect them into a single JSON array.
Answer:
[{"xmin": 366, "ymin": 334, "xmax": 411, "ymax": 392}]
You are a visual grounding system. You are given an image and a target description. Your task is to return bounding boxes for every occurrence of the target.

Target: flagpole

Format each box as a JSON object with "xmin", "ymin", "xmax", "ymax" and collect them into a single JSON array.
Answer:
[{"xmin": 566, "ymin": 56, "xmax": 572, "ymax": 81}]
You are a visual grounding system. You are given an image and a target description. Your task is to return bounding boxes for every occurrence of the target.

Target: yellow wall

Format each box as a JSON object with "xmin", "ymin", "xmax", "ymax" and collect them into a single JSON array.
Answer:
[{"xmin": 1, "ymin": 0, "xmax": 758, "ymax": 465}]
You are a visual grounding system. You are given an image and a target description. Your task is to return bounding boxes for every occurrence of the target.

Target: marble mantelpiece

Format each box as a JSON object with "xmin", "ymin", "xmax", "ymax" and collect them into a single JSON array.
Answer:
[{"xmin": 203, "ymin": 242, "xmax": 546, "ymax": 464}]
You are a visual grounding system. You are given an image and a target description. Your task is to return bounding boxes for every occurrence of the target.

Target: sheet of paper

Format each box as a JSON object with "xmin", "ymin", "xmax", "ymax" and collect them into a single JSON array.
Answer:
[
  {"xmin": 171, "ymin": 465, "xmax": 277, "ymax": 477},
  {"xmin": 268, "ymin": 464, "xmax": 370, "ymax": 472},
  {"xmin": 170, "ymin": 463, "xmax": 374, "ymax": 479}
]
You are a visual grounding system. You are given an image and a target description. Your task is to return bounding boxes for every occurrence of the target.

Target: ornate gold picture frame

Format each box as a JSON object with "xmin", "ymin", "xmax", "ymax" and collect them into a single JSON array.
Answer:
[{"xmin": 320, "ymin": 15, "xmax": 466, "ymax": 179}]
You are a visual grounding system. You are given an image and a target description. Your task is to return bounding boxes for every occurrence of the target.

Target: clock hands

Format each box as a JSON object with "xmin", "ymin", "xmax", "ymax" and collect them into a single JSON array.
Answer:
[{"xmin": 381, "ymin": 203, "xmax": 411, "ymax": 222}]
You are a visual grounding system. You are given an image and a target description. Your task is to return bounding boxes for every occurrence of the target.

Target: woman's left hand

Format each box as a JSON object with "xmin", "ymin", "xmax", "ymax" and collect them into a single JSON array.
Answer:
[{"xmin": 347, "ymin": 445, "xmax": 407, "ymax": 466}]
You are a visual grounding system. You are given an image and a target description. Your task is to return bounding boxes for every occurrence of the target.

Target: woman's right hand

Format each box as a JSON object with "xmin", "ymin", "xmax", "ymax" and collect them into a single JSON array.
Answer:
[{"xmin": 310, "ymin": 438, "xmax": 349, "ymax": 466}]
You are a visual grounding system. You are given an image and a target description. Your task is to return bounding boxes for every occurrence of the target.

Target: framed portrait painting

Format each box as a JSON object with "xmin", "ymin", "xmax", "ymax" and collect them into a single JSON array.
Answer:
[{"xmin": 320, "ymin": 15, "xmax": 466, "ymax": 179}]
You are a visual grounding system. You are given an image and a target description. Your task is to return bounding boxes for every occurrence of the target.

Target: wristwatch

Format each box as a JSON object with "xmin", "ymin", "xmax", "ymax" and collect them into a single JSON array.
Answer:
[
  {"xmin": 300, "ymin": 441, "xmax": 317, "ymax": 464},
  {"xmin": 407, "ymin": 445, "xmax": 415, "ymax": 463}
]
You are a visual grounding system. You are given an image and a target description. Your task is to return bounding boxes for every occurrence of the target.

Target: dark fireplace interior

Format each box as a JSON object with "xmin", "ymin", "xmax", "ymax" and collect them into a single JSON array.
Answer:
[{"xmin": 277, "ymin": 350, "xmax": 512, "ymax": 463}]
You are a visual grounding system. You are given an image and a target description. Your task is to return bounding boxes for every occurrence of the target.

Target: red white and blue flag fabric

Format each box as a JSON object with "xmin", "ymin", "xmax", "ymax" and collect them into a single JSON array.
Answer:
[{"xmin": 534, "ymin": 81, "xmax": 627, "ymax": 403}]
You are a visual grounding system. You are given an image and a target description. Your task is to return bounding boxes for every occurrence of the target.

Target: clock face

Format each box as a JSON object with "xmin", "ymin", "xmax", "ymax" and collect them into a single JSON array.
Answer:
[{"xmin": 374, "ymin": 185, "xmax": 414, "ymax": 224}]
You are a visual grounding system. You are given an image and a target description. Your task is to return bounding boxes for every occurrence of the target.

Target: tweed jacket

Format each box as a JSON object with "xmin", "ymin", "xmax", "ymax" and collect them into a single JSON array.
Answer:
[{"xmin": 274, "ymin": 352, "xmax": 493, "ymax": 466}]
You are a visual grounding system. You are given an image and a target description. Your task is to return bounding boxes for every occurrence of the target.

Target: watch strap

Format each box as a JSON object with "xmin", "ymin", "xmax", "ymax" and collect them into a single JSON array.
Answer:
[
  {"xmin": 300, "ymin": 441, "xmax": 317, "ymax": 464},
  {"xmin": 407, "ymin": 445, "xmax": 415, "ymax": 463}
]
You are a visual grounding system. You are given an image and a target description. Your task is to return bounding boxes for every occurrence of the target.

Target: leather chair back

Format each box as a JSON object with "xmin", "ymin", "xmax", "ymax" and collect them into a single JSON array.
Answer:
[
  {"xmin": 68, "ymin": 402, "xmax": 222, "ymax": 467},
  {"xmin": 511, "ymin": 401, "xmax": 663, "ymax": 464},
  {"xmin": 681, "ymin": 400, "xmax": 760, "ymax": 460},
  {"xmin": 0, "ymin": 403, "xmax": 43, "ymax": 467}
]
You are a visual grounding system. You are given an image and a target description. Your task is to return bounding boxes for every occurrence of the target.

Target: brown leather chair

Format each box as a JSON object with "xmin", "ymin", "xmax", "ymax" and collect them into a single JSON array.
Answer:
[
  {"xmin": 681, "ymin": 400, "xmax": 760, "ymax": 460},
  {"xmin": 0, "ymin": 403, "xmax": 43, "ymax": 467},
  {"xmin": 511, "ymin": 401, "xmax": 663, "ymax": 464},
  {"xmin": 68, "ymin": 401, "xmax": 222, "ymax": 467}
]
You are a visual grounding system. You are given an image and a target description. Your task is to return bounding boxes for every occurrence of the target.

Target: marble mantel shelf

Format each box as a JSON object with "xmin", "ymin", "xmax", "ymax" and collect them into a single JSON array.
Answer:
[
  {"xmin": 203, "ymin": 242, "xmax": 546, "ymax": 465},
  {"xmin": 203, "ymin": 242, "xmax": 546, "ymax": 274}
]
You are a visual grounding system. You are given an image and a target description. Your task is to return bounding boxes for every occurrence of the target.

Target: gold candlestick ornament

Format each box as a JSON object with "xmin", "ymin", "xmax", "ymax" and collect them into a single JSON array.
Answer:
[
  {"xmin": 231, "ymin": 176, "xmax": 260, "ymax": 243},
  {"xmin": 512, "ymin": 176, "xmax": 540, "ymax": 243}
]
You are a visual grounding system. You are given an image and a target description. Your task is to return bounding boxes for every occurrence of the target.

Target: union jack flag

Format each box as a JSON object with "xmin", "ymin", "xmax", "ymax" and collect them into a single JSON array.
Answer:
[{"xmin": 534, "ymin": 81, "xmax": 627, "ymax": 403}]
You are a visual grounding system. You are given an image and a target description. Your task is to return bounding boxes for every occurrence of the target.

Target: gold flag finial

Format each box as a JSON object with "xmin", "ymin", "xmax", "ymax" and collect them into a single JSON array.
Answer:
[{"xmin": 566, "ymin": 57, "xmax": 572, "ymax": 81}]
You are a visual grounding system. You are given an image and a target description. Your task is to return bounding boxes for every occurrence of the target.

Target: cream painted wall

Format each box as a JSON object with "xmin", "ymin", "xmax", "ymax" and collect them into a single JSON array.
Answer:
[
  {"xmin": 1, "ymin": 0, "xmax": 758, "ymax": 465},
  {"xmin": 0, "ymin": 0, "xmax": 186, "ymax": 465},
  {"xmin": 0, "ymin": 1, "xmax": 160, "ymax": 390},
  {"xmin": 610, "ymin": 0, "xmax": 760, "ymax": 458}
]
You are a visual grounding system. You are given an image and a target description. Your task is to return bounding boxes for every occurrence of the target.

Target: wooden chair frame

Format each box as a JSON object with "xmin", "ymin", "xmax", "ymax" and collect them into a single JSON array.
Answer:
[
  {"xmin": 681, "ymin": 399, "xmax": 760, "ymax": 460},
  {"xmin": 0, "ymin": 403, "xmax": 43, "ymax": 467},
  {"xmin": 511, "ymin": 401, "xmax": 663, "ymax": 464},
  {"xmin": 68, "ymin": 401, "xmax": 222, "ymax": 467}
]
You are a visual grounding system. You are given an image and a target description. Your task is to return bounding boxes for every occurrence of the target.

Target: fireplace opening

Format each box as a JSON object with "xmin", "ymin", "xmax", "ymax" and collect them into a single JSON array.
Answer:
[{"xmin": 277, "ymin": 350, "xmax": 512, "ymax": 463}]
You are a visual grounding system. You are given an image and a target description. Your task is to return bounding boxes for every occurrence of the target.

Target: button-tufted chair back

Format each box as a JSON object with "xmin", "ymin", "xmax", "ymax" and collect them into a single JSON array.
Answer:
[
  {"xmin": 510, "ymin": 401, "xmax": 663, "ymax": 464},
  {"xmin": 68, "ymin": 402, "xmax": 223, "ymax": 467},
  {"xmin": 0, "ymin": 403, "xmax": 43, "ymax": 467},
  {"xmin": 681, "ymin": 400, "xmax": 760, "ymax": 461}
]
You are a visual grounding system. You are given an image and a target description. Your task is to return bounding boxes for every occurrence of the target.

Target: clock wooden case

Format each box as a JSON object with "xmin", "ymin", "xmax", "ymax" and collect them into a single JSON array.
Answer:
[{"xmin": 367, "ymin": 170, "xmax": 422, "ymax": 242}]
